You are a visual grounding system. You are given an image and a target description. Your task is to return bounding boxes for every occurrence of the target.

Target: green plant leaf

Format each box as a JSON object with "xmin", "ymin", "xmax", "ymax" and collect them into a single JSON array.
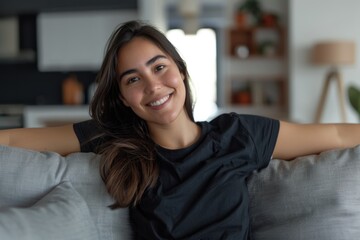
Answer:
[{"xmin": 348, "ymin": 85, "xmax": 360, "ymax": 115}]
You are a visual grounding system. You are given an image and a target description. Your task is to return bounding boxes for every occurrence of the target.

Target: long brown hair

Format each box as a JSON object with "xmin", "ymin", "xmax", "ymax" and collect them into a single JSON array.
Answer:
[{"xmin": 90, "ymin": 20, "xmax": 194, "ymax": 208}]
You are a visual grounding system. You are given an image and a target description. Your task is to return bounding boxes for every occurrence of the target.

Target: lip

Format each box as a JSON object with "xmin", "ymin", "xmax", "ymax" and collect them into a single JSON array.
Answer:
[{"xmin": 147, "ymin": 93, "xmax": 173, "ymax": 109}]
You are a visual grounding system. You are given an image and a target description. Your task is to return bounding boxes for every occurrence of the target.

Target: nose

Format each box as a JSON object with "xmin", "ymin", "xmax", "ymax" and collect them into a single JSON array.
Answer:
[{"xmin": 144, "ymin": 74, "xmax": 162, "ymax": 94}]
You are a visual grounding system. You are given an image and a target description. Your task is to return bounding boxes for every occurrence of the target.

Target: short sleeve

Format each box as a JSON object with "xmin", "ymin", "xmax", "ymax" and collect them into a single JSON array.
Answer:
[
  {"xmin": 236, "ymin": 113, "xmax": 280, "ymax": 169},
  {"xmin": 73, "ymin": 120, "xmax": 104, "ymax": 153}
]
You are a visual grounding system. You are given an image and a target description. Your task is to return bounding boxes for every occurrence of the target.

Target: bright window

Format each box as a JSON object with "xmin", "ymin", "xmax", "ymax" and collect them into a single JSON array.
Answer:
[{"xmin": 166, "ymin": 28, "xmax": 217, "ymax": 121}]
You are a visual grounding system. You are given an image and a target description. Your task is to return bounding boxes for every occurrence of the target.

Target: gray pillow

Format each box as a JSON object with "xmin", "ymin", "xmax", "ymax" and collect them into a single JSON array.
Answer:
[
  {"xmin": 63, "ymin": 152, "xmax": 133, "ymax": 239},
  {"xmin": 0, "ymin": 145, "xmax": 132, "ymax": 240},
  {"xmin": 248, "ymin": 145, "xmax": 360, "ymax": 240},
  {"xmin": 0, "ymin": 146, "xmax": 66, "ymax": 207},
  {"xmin": 0, "ymin": 181, "xmax": 99, "ymax": 240}
]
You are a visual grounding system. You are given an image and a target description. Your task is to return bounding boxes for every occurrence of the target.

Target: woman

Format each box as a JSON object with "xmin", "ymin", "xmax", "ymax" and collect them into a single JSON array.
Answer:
[{"xmin": 1, "ymin": 20, "xmax": 360, "ymax": 239}]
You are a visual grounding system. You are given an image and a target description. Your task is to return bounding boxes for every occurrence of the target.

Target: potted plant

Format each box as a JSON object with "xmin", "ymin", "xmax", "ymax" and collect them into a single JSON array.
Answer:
[
  {"xmin": 348, "ymin": 85, "xmax": 360, "ymax": 120},
  {"xmin": 235, "ymin": 0, "xmax": 262, "ymax": 27}
]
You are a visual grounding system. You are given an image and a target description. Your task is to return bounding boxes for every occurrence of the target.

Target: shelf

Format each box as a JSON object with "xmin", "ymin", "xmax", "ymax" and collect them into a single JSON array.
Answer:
[
  {"xmin": 221, "ymin": 2, "xmax": 288, "ymax": 120},
  {"xmin": 223, "ymin": 22, "xmax": 288, "ymax": 119},
  {"xmin": 228, "ymin": 25, "xmax": 286, "ymax": 59},
  {"xmin": 0, "ymin": 50, "xmax": 36, "ymax": 64},
  {"xmin": 230, "ymin": 54, "xmax": 285, "ymax": 60},
  {"xmin": 229, "ymin": 75, "xmax": 285, "ymax": 82},
  {"xmin": 227, "ymin": 76, "xmax": 287, "ymax": 109},
  {"xmin": 214, "ymin": 106, "xmax": 288, "ymax": 120}
]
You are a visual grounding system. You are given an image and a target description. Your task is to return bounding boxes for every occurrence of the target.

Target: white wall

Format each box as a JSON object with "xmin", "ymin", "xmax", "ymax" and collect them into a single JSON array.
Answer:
[
  {"xmin": 37, "ymin": 10, "xmax": 137, "ymax": 71},
  {"xmin": 289, "ymin": 0, "xmax": 360, "ymax": 123},
  {"xmin": 138, "ymin": 0, "xmax": 167, "ymax": 31}
]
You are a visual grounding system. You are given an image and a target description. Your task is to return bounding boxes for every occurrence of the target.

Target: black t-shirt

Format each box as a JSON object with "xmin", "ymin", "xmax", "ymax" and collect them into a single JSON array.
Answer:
[{"xmin": 73, "ymin": 113, "xmax": 280, "ymax": 240}]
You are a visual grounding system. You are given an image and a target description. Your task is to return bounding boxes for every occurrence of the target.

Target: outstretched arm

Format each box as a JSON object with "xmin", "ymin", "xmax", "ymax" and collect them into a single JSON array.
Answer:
[
  {"xmin": 273, "ymin": 121, "xmax": 360, "ymax": 160},
  {"xmin": 0, "ymin": 124, "xmax": 80, "ymax": 156}
]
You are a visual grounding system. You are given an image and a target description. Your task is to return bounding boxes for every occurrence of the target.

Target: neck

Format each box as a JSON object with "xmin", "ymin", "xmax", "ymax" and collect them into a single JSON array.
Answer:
[{"xmin": 148, "ymin": 111, "xmax": 201, "ymax": 150}]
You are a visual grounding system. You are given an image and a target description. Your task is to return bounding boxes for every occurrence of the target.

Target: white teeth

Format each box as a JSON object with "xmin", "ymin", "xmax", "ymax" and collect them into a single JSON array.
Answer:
[{"xmin": 149, "ymin": 95, "xmax": 170, "ymax": 107}]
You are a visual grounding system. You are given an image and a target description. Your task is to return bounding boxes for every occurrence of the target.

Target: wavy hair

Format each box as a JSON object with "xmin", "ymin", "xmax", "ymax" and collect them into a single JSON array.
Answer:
[{"xmin": 90, "ymin": 20, "xmax": 194, "ymax": 208}]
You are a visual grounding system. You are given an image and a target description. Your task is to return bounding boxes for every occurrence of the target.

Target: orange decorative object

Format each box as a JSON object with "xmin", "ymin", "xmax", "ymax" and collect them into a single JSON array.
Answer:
[
  {"xmin": 233, "ymin": 91, "xmax": 252, "ymax": 105},
  {"xmin": 235, "ymin": 12, "xmax": 248, "ymax": 27},
  {"xmin": 261, "ymin": 13, "xmax": 277, "ymax": 27},
  {"xmin": 62, "ymin": 75, "xmax": 84, "ymax": 105}
]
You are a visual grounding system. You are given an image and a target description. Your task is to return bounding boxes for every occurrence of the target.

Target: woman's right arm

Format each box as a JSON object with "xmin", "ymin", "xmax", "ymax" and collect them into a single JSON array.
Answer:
[{"xmin": 0, "ymin": 124, "xmax": 80, "ymax": 156}]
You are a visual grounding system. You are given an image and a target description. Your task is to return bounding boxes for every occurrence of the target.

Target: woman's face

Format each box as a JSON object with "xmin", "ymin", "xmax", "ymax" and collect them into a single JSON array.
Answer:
[{"xmin": 117, "ymin": 37, "xmax": 187, "ymax": 126}]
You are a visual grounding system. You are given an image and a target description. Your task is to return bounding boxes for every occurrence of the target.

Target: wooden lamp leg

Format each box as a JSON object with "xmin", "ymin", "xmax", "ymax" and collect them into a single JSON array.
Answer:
[
  {"xmin": 334, "ymin": 71, "xmax": 347, "ymax": 122},
  {"xmin": 314, "ymin": 70, "xmax": 347, "ymax": 123}
]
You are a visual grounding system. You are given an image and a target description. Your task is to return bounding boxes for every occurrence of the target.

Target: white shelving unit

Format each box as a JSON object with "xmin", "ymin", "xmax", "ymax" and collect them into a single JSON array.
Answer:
[{"xmin": 220, "ymin": 1, "xmax": 289, "ymax": 120}]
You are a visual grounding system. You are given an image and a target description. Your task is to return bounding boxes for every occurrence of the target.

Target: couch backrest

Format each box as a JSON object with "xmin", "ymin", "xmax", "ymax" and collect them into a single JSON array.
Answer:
[{"xmin": 2, "ymin": 144, "xmax": 360, "ymax": 240}]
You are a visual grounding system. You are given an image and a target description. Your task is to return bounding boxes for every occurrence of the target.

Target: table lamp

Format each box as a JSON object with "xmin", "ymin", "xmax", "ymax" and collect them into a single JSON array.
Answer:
[{"xmin": 312, "ymin": 41, "xmax": 356, "ymax": 123}]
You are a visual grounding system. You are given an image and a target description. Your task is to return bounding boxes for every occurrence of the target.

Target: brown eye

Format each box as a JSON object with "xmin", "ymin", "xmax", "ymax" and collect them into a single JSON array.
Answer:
[
  {"xmin": 127, "ymin": 77, "xmax": 140, "ymax": 84},
  {"xmin": 155, "ymin": 65, "xmax": 165, "ymax": 72}
]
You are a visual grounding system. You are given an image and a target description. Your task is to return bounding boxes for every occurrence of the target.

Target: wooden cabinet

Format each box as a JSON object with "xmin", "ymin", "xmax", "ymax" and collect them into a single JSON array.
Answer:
[{"xmin": 224, "ymin": 25, "xmax": 288, "ymax": 120}]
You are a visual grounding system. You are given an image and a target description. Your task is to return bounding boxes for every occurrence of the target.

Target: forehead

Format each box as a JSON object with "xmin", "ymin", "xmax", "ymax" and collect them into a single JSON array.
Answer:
[{"xmin": 117, "ymin": 37, "xmax": 167, "ymax": 70}]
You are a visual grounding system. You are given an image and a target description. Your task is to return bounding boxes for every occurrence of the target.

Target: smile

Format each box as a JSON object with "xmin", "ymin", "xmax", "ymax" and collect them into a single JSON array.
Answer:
[{"xmin": 149, "ymin": 94, "xmax": 170, "ymax": 107}]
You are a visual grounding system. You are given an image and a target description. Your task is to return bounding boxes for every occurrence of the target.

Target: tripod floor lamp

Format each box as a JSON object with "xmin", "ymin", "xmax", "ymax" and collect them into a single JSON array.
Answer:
[{"xmin": 312, "ymin": 41, "xmax": 356, "ymax": 123}]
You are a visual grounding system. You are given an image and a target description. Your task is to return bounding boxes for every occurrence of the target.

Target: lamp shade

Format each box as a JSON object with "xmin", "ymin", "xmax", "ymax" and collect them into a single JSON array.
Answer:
[
  {"xmin": 312, "ymin": 41, "xmax": 356, "ymax": 66},
  {"xmin": 178, "ymin": 0, "xmax": 201, "ymax": 35},
  {"xmin": 178, "ymin": 0, "xmax": 200, "ymax": 17}
]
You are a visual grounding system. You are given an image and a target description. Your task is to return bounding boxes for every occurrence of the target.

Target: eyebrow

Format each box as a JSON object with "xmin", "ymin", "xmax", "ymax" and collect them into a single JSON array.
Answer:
[{"xmin": 118, "ymin": 54, "xmax": 167, "ymax": 81}]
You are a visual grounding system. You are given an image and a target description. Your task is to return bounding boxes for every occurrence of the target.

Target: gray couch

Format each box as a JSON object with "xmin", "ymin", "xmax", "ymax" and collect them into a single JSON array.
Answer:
[{"xmin": 1, "ymin": 144, "xmax": 360, "ymax": 240}]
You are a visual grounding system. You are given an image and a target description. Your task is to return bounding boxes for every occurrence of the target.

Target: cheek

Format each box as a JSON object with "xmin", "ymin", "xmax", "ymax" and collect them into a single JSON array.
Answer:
[
  {"xmin": 119, "ymin": 86, "xmax": 140, "ymax": 107},
  {"xmin": 164, "ymin": 70, "xmax": 184, "ymax": 88}
]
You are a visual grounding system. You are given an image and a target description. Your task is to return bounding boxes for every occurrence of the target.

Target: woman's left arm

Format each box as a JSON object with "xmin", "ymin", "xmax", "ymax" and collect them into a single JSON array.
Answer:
[{"xmin": 273, "ymin": 121, "xmax": 360, "ymax": 160}]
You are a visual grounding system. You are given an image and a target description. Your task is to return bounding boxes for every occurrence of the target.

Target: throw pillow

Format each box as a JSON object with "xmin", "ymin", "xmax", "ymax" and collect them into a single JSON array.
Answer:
[
  {"xmin": 0, "ymin": 181, "xmax": 99, "ymax": 240},
  {"xmin": 0, "ymin": 145, "xmax": 66, "ymax": 207},
  {"xmin": 248, "ymin": 145, "xmax": 360, "ymax": 240},
  {"xmin": 0, "ymin": 145, "xmax": 132, "ymax": 240}
]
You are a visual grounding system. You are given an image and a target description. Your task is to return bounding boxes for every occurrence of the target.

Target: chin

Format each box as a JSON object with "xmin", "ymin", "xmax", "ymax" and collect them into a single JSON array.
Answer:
[{"xmin": 153, "ymin": 110, "xmax": 183, "ymax": 125}]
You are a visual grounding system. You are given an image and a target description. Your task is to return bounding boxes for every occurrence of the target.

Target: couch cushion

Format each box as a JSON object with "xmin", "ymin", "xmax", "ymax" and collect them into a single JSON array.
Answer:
[
  {"xmin": 0, "ymin": 181, "xmax": 98, "ymax": 240},
  {"xmin": 64, "ymin": 152, "xmax": 132, "ymax": 239},
  {"xmin": 0, "ymin": 145, "xmax": 132, "ymax": 240},
  {"xmin": 0, "ymin": 146, "xmax": 66, "ymax": 207},
  {"xmin": 248, "ymin": 145, "xmax": 360, "ymax": 240}
]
